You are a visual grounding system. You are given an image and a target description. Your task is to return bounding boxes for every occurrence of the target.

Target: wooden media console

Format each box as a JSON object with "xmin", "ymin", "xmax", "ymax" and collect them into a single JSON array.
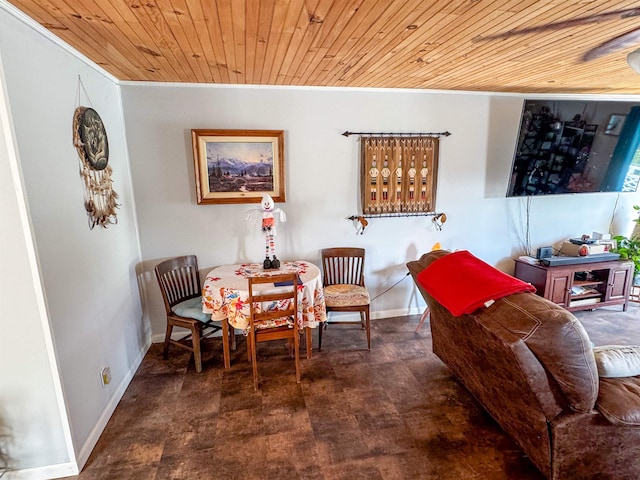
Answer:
[{"xmin": 514, "ymin": 258, "xmax": 633, "ymax": 312}]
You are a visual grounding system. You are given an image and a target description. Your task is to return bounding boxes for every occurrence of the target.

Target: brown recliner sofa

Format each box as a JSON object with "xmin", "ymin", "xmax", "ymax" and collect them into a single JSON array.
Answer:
[{"xmin": 407, "ymin": 250, "xmax": 640, "ymax": 480}]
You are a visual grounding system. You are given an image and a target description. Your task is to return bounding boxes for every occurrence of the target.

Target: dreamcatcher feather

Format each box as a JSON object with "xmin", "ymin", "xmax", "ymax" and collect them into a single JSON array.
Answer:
[{"xmin": 73, "ymin": 106, "xmax": 119, "ymax": 229}]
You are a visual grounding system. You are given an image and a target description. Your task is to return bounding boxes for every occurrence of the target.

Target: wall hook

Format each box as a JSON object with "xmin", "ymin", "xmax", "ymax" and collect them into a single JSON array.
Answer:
[
  {"xmin": 432, "ymin": 213, "xmax": 447, "ymax": 231},
  {"xmin": 348, "ymin": 215, "xmax": 368, "ymax": 234}
]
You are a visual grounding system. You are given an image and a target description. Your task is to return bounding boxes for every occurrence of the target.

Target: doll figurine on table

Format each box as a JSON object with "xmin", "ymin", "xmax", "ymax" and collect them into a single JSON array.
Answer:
[{"xmin": 247, "ymin": 194, "xmax": 286, "ymax": 269}]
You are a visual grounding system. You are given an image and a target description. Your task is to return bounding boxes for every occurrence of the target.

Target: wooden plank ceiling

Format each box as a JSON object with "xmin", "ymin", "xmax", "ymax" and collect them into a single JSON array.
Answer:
[{"xmin": 7, "ymin": 0, "xmax": 640, "ymax": 93}]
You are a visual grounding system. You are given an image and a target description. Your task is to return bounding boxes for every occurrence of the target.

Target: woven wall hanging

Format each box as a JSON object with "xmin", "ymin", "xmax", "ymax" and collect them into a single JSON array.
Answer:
[
  {"xmin": 72, "ymin": 106, "xmax": 119, "ymax": 229},
  {"xmin": 360, "ymin": 136, "xmax": 439, "ymax": 215}
]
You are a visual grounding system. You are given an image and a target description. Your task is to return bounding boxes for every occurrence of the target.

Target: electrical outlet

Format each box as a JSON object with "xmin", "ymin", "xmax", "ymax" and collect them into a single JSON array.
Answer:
[{"xmin": 100, "ymin": 367, "xmax": 111, "ymax": 387}]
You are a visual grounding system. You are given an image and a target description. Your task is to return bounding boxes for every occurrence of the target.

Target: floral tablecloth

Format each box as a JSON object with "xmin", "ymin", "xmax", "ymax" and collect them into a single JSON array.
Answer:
[{"xmin": 202, "ymin": 261, "xmax": 327, "ymax": 331}]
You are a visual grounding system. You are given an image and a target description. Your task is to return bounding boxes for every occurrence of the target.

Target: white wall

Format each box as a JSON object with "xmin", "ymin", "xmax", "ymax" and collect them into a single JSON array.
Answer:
[
  {"xmin": 0, "ymin": 4, "xmax": 146, "ymax": 476},
  {"xmin": 121, "ymin": 84, "xmax": 640, "ymax": 339},
  {"xmin": 0, "ymin": 50, "xmax": 75, "ymax": 477}
]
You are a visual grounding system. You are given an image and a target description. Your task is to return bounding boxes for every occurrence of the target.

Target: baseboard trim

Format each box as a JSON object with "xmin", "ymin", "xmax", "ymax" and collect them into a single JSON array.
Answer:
[{"xmin": 5, "ymin": 461, "xmax": 78, "ymax": 480}]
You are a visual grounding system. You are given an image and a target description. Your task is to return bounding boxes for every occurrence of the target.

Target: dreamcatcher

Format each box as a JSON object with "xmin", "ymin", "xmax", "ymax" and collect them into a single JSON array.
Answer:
[{"xmin": 72, "ymin": 99, "xmax": 119, "ymax": 229}]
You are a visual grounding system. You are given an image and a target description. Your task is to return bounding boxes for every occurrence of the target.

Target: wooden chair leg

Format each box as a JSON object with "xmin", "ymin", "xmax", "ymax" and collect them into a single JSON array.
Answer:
[
  {"xmin": 305, "ymin": 327, "xmax": 312, "ymax": 359},
  {"xmin": 294, "ymin": 330, "xmax": 301, "ymax": 384},
  {"xmin": 318, "ymin": 321, "xmax": 324, "ymax": 350},
  {"xmin": 163, "ymin": 323, "xmax": 173, "ymax": 359},
  {"xmin": 365, "ymin": 308, "xmax": 371, "ymax": 350},
  {"xmin": 221, "ymin": 318, "xmax": 231, "ymax": 369},
  {"xmin": 415, "ymin": 307, "xmax": 430, "ymax": 333},
  {"xmin": 250, "ymin": 334, "xmax": 259, "ymax": 390},
  {"xmin": 192, "ymin": 324, "xmax": 203, "ymax": 373}
]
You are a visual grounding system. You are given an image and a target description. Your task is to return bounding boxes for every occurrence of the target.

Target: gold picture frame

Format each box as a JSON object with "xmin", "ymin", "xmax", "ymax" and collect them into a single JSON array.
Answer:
[{"xmin": 192, "ymin": 129, "xmax": 285, "ymax": 204}]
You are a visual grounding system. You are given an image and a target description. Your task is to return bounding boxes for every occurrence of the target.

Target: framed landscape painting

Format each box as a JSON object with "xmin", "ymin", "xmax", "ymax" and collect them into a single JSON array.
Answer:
[{"xmin": 192, "ymin": 129, "xmax": 285, "ymax": 204}]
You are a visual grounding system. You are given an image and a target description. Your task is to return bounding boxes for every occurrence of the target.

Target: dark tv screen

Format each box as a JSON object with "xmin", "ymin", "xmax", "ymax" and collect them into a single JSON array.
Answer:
[{"xmin": 507, "ymin": 99, "xmax": 640, "ymax": 196}]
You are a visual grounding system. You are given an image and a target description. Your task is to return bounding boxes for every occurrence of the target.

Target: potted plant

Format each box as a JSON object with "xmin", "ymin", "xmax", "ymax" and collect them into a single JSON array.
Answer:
[{"xmin": 613, "ymin": 232, "xmax": 640, "ymax": 287}]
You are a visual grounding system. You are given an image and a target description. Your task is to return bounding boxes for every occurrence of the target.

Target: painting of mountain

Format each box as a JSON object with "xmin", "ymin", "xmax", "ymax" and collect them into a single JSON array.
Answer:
[{"xmin": 206, "ymin": 141, "xmax": 274, "ymax": 193}]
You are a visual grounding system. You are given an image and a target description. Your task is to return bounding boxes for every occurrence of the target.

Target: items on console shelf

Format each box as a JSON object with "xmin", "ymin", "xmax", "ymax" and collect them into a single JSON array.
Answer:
[
  {"xmin": 560, "ymin": 241, "xmax": 606, "ymax": 256},
  {"xmin": 570, "ymin": 285, "xmax": 599, "ymax": 296},
  {"xmin": 555, "ymin": 232, "xmax": 617, "ymax": 259},
  {"xmin": 518, "ymin": 255, "xmax": 539, "ymax": 265},
  {"xmin": 569, "ymin": 232, "xmax": 612, "ymax": 244},
  {"xmin": 569, "ymin": 236, "xmax": 598, "ymax": 245},
  {"xmin": 569, "ymin": 297, "xmax": 601, "ymax": 307},
  {"xmin": 535, "ymin": 246, "xmax": 553, "ymax": 260},
  {"xmin": 526, "ymin": 231, "xmax": 619, "ymax": 267},
  {"xmin": 541, "ymin": 253, "xmax": 620, "ymax": 266}
]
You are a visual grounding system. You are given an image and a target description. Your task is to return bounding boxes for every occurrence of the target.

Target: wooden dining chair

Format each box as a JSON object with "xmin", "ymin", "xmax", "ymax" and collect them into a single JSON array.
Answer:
[
  {"xmin": 247, "ymin": 272, "xmax": 300, "ymax": 390},
  {"xmin": 155, "ymin": 255, "xmax": 232, "ymax": 372},
  {"xmin": 319, "ymin": 247, "xmax": 371, "ymax": 350}
]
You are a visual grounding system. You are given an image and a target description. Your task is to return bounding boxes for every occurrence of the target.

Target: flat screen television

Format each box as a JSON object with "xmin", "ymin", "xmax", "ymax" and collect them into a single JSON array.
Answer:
[{"xmin": 506, "ymin": 99, "xmax": 640, "ymax": 196}]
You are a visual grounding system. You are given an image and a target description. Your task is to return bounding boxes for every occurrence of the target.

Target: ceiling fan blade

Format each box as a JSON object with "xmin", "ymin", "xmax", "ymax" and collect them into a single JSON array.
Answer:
[
  {"xmin": 477, "ymin": 7, "xmax": 640, "ymax": 41},
  {"xmin": 582, "ymin": 28, "xmax": 640, "ymax": 61}
]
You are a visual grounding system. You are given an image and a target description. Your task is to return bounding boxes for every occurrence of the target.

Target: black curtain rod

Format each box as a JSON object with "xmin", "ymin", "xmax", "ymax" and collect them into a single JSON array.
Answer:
[
  {"xmin": 348, "ymin": 212, "xmax": 444, "ymax": 219},
  {"xmin": 341, "ymin": 131, "xmax": 451, "ymax": 137}
]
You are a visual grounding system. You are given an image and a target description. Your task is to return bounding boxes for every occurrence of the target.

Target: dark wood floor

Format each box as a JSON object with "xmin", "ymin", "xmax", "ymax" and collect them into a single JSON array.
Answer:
[{"xmin": 59, "ymin": 303, "xmax": 639, "ymax": 480}]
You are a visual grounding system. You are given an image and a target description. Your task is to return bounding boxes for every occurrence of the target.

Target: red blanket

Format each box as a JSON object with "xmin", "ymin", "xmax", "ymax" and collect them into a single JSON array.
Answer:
[{"xmin": 417, "ymin": 250, "xmax": 535, "ymax": 316}]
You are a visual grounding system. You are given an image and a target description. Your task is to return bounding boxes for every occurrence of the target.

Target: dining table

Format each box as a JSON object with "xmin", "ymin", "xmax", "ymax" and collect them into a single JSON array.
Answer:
[{"xmin": 202, "ymin": 260, "xmax": 327, "ymax": 368}]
